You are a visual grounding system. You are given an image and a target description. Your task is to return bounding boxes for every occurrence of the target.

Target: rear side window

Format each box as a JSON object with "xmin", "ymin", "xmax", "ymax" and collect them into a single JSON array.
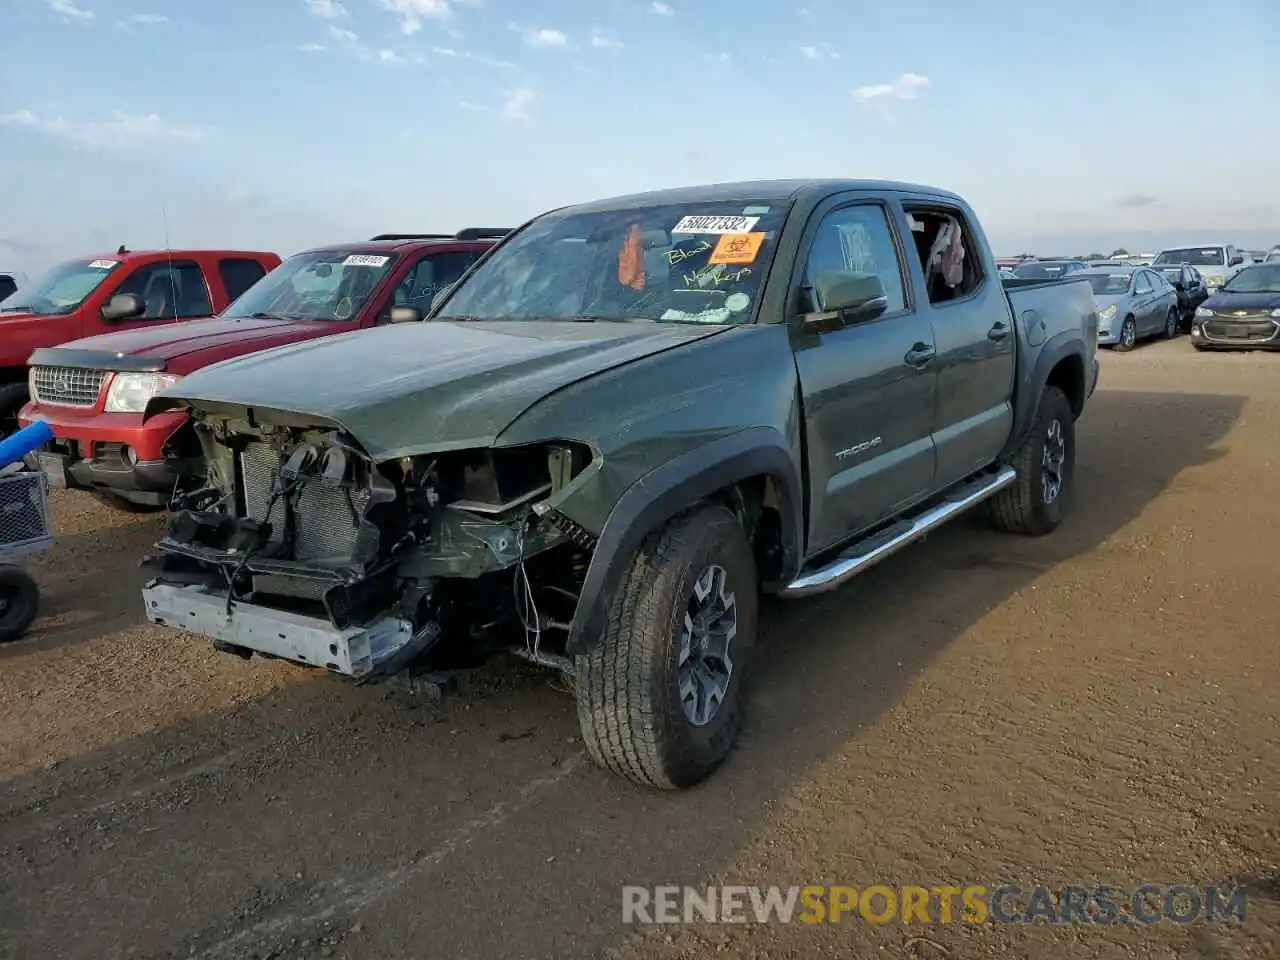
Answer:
[
  {"xmin": 219, "ymin": 258, "xmax": 269, "ymax": 302},
  {"xmin": 0, "ymin": 276, "xmax": 15, "ymax": 303}
]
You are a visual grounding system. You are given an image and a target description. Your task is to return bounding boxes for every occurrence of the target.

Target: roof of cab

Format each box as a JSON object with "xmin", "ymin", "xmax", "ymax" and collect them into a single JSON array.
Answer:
[
  {"xmin": 559, "ymin": 178, "xmax": 967, "ymax": 215},
  {"xmin": 295, "ymin": 236, "xmax": 494, "ymax": 256}
]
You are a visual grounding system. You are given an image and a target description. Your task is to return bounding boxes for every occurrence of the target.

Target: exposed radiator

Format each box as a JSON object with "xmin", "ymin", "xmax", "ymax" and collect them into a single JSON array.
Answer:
[{"xmin": 239, "ymin": 442, "xmax": 371, "ymax": 566}]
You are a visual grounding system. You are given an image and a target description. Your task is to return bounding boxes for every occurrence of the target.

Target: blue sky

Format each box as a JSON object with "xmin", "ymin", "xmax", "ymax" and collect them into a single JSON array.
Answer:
[{"xmin": 2, "ymin": 0, "xmax": 1278, "ymax": 273}]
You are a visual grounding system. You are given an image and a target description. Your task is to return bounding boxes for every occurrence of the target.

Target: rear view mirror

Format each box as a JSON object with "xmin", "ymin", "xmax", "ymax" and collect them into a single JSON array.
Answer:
[
  {"xmin": 429, "ymin": 283, "xmax": 456, "ymax": 314},
  {"xmin": 806, "ymin": 271, "xmax": 888, "ymax": 327},
  {"xmin": 101, "ymin": 292, "xmax": 145, "ymax": 322},
  {"xmin": 389, "ymin": 305, "xmax": 423, "ymax": 324}
]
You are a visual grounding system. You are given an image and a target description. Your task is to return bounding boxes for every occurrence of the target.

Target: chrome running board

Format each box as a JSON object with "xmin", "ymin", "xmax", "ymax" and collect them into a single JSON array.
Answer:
[{"xmin": 779, "ymin": 466, "xmax": 1017, "ymax": 599}]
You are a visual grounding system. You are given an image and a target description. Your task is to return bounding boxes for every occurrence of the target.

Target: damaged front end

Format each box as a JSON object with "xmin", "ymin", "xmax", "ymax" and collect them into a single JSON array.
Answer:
[{"xmin": 141, "ymin": 408, "xmax": 595, "ymax": 680}]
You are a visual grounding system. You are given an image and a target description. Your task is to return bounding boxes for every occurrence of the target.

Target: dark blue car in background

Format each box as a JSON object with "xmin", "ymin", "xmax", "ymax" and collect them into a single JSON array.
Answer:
[{"xmin": 1191, "ymin": 263, "xmax": 1280, "ymax": 351}]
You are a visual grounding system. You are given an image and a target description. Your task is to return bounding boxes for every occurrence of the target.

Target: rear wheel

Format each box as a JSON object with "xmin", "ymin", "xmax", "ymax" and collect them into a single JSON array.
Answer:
[
  {"xmin": 575, "ymin": 503, "xmax": 758, "ymax": 789},
  {"xmin": 1114, "ymin": 316, "xmax": 1138, "ymax": 352},
  {"xmin": 986, "ymin": 385, "xmax": 1075, "ymax": 537},
  {"xmin": 0, "ymin": 567, "xmax": 39, "ymax": 643}
]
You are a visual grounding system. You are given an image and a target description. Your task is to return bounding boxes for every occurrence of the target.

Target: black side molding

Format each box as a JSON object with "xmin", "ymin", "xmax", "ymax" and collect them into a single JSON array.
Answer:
[
  {"xmin": 28, "ymin": 347, "xmax": 166, "ymax": 373},
  {"xmin": 565, "ymin": 427, "xmax": 804, "ymax": 656}
]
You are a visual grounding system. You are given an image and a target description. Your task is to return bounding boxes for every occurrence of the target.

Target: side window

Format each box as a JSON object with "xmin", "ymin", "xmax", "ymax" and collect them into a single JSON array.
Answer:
[
  {"xmin": 902, "ymin": 206, "xmax": 986, "ymax": 304},
  {"xmin": 803, "ymin": 204, "xmax": 907, "ymax": 314},
  {"xmin": 0, "ymin": 276, "xmax": 15, "ymax": 302},
  {"xmin": 1134, "ymin": 273, "xmax": 1153, "ymax": 295},
  {"xmin": 112, "ymin": 260, "xmax": 213, "ymax": 320},
  {"xmin": 218, "ymin": 258, "xmax": 268, "ymax": 302},
  {"xmin": 391, "ymin": 251, "xmax": 480, "ymax": 312}
]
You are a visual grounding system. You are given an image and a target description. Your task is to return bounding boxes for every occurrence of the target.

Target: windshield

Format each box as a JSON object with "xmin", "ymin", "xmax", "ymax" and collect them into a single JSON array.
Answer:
[
  {"xmin": 1012, "ymin": 261, "xmax": 1075, "ymax": 279},
  {"xmin": 1219, "ymin": 264, "xmax": 1280, "ymax": 294},
  {"xmin": 0, "ymin": 258, "xmax": 121, "ymax": 315},
  {"xmin": 436, "ymin": 200, "xmax": 789, "ymax": 324},
  {"xmin": 1085, "ymin": 274, "xmax": 1133, "ymax": 296},
  {"xmin": 222, "ymin": 249, "xmax": 400, "ymax": 321},
  {"xmin": 1153, "ymin": 247, "xmax": 1225, "ymax": 267}
]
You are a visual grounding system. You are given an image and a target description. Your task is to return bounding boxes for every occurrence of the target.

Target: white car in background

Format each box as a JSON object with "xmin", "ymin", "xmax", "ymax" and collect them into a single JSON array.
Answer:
[{"xmin": 1151, "ymin": 243, "xmax": 1249, "ymax": 292}]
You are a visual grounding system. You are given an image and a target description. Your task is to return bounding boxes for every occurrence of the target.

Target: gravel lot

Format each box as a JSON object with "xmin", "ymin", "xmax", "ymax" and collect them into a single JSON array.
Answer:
[{"xmin": 1, "ymin": 338, "xmax": 1277, "ymax": 960}]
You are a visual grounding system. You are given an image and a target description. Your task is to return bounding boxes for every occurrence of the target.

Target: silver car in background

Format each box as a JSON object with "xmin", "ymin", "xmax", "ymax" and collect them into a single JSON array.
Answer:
[
  {"xmin": 1151, "ymin": 243, "xmax": 1248, "ymax": 292},
  {"xmin": 1083, "ymin": 266, "xmax": 1181, "ymax": 350}
]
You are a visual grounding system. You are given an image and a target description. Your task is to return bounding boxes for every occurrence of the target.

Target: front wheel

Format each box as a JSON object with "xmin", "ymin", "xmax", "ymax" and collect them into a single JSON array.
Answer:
[
  {"xmin": 0, "ymin": 567, "xmax": 40, "ymax": 642},
  {"xmin": 986, "ymin": 385, "xmax": 1075, "ymax": 537},
  {"xmin": 1114, "ymin": 316, "xmax": 1138, "ymax": 352},
  {"xmin": 1164, "ymin": 309, "xmax": 1179, "ymax": 339},
  {"xmin": 575, "ymin": 503, "xmax": 759, "ymax": 789}
]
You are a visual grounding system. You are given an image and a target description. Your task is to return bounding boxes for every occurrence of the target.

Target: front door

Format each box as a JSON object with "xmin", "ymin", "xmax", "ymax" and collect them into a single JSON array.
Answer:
[
  {"xmin": 791, "ymin": 199, "xmax": 937, "ymax": 554},
  {"xmin": 1132, "ymin": 271, "xmax": 1156, "ymax": 335}
]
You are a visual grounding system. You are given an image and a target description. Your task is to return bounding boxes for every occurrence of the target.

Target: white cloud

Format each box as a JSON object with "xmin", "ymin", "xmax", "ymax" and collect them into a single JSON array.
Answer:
[
  {"xmin": 517, "ymin": 26, "xmax": 568, "ymax": 49},
  {"xmin": 501, "ymin": 87, "xmax": 539, "ymax": 122},
  {"xmin": 589, "ymin": 31, "xmax": 621, "ymax": 50},
  {"xmin": 853, "ymin": 72, "xmax": 930, "ymax": 104},
  {"xmin": 305, "ymin": 0, "xmax": 347, "ymax": 19},
  {"xmin": 799, "ymin": 42, "xmax": 838, "ymax": 60},
  {"xmin": 458, "ymin": 100, "xmax": 488, "ymax": 112},
  {"xmin": 0, "ymin": 109, "xmax": 211, "ymax": 150},
  {"xmin": 432, "ymin": 45, "xmax": 458, "ymax": 56},
  {"xmin": 650, "ymin": 1, "xmax": 673, "ymax": 14},
  {"xmin": 129, "ymin": 13, "xmax": 169, "ymax": 24},
  {"xmin": 379, "ymin": 0, "xmax": 453, "ymax": 36},
  {"xmin": 378, "ymin": 49, "xmax": 403, "ymax": 63},
  {"xmin": 294, "ymin": 41, "xmax": 326, "ymax": 51},
  {"xmin": 327, "ymin": 24, "xmax": 358, "ymax": 42},
  {"xmin": 46, "ymin": 0, "xmax": 93, "ymax": 23},
  {"xmin": 704, "ymin": 51, "xmax": 730, "ymax": 62}
]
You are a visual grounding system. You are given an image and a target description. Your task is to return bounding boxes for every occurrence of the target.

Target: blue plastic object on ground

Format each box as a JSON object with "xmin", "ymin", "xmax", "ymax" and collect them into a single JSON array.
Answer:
[{"xmin": 0, "ymin": 420, "xmax": 53, "ymax": 471}]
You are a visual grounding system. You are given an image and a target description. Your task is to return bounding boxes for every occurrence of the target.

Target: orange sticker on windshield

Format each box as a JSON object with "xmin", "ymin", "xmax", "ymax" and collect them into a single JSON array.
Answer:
[
  {"xmin": 618, "ymin": 222, "xmax": 646, "ymax": 291},
  {"xmin": 708, "ymin": 232, "xmax": 765, "ymax": 265}
]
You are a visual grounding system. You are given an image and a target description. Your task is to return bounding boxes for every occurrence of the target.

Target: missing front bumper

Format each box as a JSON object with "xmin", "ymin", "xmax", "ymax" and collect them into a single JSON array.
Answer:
[{"xmin": 141, "ymin": 581, "xmax": 421, "ymax": 677}]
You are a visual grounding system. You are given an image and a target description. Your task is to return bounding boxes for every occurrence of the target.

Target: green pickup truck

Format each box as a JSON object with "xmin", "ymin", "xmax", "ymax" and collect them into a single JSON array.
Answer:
[{"xmin": 140, "ymin": 179, "xmax": 1100, "ymax": 790}]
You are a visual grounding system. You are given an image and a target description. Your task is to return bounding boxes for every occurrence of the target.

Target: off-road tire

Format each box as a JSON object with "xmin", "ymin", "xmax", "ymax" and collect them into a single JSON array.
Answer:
[
  {"xmin": 986, "ymin": 385, "xmax": 1075, "ymax": 537},
  {"xmin": 574, "ymin": 503, "xmax": 759, "ymax": 790},
  {"xmin": 1114, "ymin": 316, "xmax": 1137, "ymax": 352},
  {"xmin": 0, "ymin": 382, "xmax": 30, "ymax": 437},
  {"xmin": 0, "ymin": 566, "xmax": 39, "ymax": 643}
]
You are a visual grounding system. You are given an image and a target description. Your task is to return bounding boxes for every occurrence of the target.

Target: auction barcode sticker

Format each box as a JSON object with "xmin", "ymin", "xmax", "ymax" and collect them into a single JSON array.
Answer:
[
  {"xmin": 343, "ymin": 254, "xmax": 390, "ymax": 267},
  {"xmin": 671, "ymin": 215, "xmax": 761, "ymax": 235},
  {"xmin": 87, "ymin": 259, "xmax": 119, "ymax": 269}
]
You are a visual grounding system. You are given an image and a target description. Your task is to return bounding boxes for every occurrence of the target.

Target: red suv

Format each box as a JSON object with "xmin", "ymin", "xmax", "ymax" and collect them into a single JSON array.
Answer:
[
  {"xmin": 0, "ymin": 248, "xmax": 281, "ymax": 433},
  {"xmin": 20, "ymin": 231, "xmax": 504, "ymax": 509}
]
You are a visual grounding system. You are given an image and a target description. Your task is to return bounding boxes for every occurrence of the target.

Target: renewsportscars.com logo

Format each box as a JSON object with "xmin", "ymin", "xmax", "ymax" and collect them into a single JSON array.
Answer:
[{"xmin": 622, "ymin": 884, "xmax": 1249, "ymax": 926}]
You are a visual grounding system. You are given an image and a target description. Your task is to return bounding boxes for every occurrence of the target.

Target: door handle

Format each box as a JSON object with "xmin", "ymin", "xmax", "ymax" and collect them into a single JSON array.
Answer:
[
  {"xmin": 988, "ymin": 321, "xmax": 1010, "ymax": 341},
  {"xmin": 903, "ymin": 342, "xmax": 935, "ymax": 368}
]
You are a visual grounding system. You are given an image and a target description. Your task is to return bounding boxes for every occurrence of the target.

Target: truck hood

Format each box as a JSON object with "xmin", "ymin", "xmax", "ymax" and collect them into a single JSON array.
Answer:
[
  {"xmin": 150, "ymin": 319, "xmax": 732, "ymax": 461},
  {"xmin": 60, "ymin": 316, "xmax": 338, "ymax": 367}
]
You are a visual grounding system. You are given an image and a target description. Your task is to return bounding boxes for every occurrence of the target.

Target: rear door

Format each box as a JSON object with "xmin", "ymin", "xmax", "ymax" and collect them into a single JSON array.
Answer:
[
  {"xmin": 897, "ymin": 197, "xmax": 1017, "ymax": 491},
  {"xmin": 790, "ymin": 194, "xmax": 937, "ymax": 553},
  {"xmin": 1131, "ymin": 270, "xmax": 1156, "ymax": 334}
]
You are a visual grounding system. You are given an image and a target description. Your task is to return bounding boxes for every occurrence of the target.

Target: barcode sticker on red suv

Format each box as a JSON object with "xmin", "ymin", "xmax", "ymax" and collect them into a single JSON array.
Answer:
[
  {"xmin": 87, "ymin": 259, "xmax": 119, "ymax": 269},
  {"xmin": 343, "ymin": 254, "xmax": 390, "ymax": 267},
  {"xmin": 671, "ymin": 215, "xmax": 760, "ymax": 235}
]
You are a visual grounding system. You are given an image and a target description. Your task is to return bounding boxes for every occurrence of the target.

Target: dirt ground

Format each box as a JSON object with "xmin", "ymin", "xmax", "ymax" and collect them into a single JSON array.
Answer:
[{"xmin": 1, "ymin": 338, "xmax": 1277, "ymax": 960}]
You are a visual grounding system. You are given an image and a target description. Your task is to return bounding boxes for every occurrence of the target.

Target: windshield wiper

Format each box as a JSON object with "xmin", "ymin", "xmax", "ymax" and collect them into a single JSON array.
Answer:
[
  {"xmin": 0, "ymin": 305, "xmax": 32, "ymax": 313},
  {"xmin": 242, "ymin": 312, "xmax": 296, "ymax": 322}
]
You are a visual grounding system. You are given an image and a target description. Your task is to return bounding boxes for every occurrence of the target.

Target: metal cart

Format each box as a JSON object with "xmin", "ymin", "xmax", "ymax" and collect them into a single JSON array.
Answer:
[{"xmin": 0, "ymin": 468, "xmax": 52, "ymax": 642}]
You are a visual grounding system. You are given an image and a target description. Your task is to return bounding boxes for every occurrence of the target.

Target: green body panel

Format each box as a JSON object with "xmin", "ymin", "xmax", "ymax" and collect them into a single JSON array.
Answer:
[{"xmin": 496, "ymin": 324, "xmax": 803, "ymax": 534}]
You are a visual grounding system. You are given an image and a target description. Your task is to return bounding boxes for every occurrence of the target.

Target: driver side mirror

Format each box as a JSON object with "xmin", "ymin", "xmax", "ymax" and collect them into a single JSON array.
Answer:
[
  {"xmin": 101, "ymin": 292, "xmax": 145, "ymax": 322},
  {"xmin": 388, "ymin": 305, "xmax": 423, "ymax": 324},
  {"xmin": 803, "ymin": 271, "xmax": 889, "ymax": 331},
  {"xmin": 1230, "ymin": 255, "xmax": 1243, "ymax": 266},
  {"xmin": 429, "ymin": 283, "xmax": 456, "ymax": 314},
  {"xmin": 1174, "ymin": 281, "xmax": 1186, "ymax": 291}
]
